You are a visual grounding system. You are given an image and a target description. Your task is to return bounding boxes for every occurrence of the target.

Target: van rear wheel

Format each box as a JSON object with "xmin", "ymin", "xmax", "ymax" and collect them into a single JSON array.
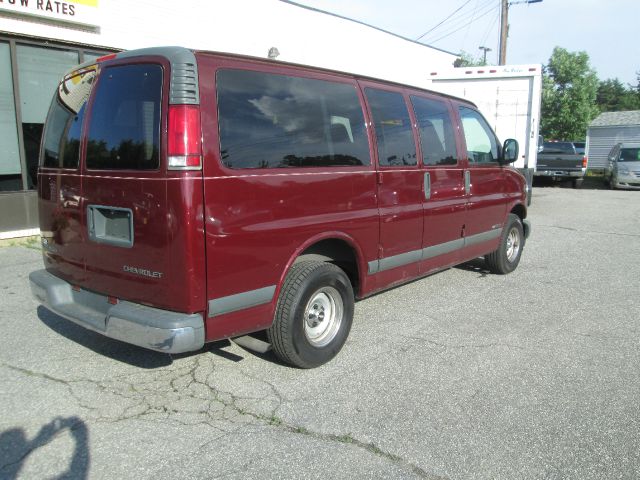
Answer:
[
  {"xmin": 484, "ymin": 214, "xmax": 524, "ymax": 274},
  {"xmin": 267, "ymin": 261, "xmax": 354, "ymax": 368}
]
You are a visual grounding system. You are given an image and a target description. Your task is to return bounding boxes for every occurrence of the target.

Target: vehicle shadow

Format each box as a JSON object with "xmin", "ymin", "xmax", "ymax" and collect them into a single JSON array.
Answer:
[
  {"xmin": 37, "ymin": 306, "xmax": 173, "ymax": 369},
  {"xmin": 455, "ymin": 258, "xmax": 492, "ymax": 277},
  {"xmin": 208, "ymin": 333, "xmax": 292, "ymax": 368},
  {"xmin": 37, "ymin": 306, "xmax": 287, "ymax": 368},
  {"xmin": 207, "ymin": 339, "xmax": 246, "ymax": 362},
  {"xmin": 0, "ymin": 416, "xmax": 89, "ymax": 480},
  {"xmin": 533, "ymin": 176, "xmax": 607, "ymax": 190}
]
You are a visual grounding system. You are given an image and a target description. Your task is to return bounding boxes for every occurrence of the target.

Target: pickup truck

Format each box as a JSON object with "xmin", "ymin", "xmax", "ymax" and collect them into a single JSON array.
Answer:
[{"xmin": 534, "ymin": 141, "xmax": 587, "ymax": 188}]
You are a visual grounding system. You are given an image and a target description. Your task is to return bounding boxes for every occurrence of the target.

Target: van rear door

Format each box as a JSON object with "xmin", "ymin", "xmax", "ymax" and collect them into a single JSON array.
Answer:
[
  {"xmin": 39, "ymin": 65, "xmax": 96, "ymax": 286},
  {"xmin": 40, "ymin": 51, "xmax": 206, "ymax": 314}
]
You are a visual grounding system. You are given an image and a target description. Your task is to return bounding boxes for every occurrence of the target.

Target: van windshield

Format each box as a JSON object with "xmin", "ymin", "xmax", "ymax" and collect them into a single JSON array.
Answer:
[{"xmin": 619, "ymin": 148, "xmax": 640, "ymax": 162}]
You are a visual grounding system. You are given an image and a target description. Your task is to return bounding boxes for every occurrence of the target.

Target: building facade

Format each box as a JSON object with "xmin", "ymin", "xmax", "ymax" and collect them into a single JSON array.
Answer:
[
  {"xmin": 586, "ymin": 111, "xmax": 640, "ymax": 171},
  {"xmin": 0, "ymin": 0, "xmax": 457, "ymax": 237}
]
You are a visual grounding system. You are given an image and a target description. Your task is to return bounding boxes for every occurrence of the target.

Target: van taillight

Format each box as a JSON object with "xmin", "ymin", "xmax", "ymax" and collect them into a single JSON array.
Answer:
[
  {"xmin": 582, "ymin": 156, "xmax": 588, "ymax": 168},
  {"xmin": 168, "ymin": 104, "xmax": 202, "ymax": 170}
]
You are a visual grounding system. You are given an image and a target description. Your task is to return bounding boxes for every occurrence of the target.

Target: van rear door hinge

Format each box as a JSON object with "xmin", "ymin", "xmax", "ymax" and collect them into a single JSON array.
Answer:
[
  {"xmin": 378, "ymin": 245, "xmax": 384, "ymax": 258},
  {"xmin": 377, "ymin": 172, "xmax": 383, "ymax": 185}
]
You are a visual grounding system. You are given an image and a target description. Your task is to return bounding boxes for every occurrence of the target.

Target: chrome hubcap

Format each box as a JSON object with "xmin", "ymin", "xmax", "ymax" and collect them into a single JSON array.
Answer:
[
  {"xmin": 506, "ymin": 227, "xmax": 521, "ymax": 262},
  {"xmin": 303, "ymin": 287, "xmax": 343, "ymax": 347}
]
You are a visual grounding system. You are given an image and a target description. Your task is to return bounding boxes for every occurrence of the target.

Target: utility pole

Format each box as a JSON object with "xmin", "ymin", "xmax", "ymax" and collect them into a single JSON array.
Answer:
[
  {"xmin": 499, "ymin": 0, "xmax": 508, "ymax": 65},
  {"xmin": 479, "ymin": 46, "xmax": 492, "ymax": 65},
  {"xmin": 499, "ymin": 0, "xmax": 542, "ymax": 65}
]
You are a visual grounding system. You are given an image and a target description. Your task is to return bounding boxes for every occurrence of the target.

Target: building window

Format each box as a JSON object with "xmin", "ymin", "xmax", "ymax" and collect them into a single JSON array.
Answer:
[
  {"xmin": 83, "ymin": 52, "xmax": 104, "ymax": 63},
  {"xmin": 17, "ymin": 45, "xmax": 79, "ymax": 189},
  {"xmin": 0, "ymin": 38, "xmax": 110, "ymax": 195},
  {"xmin": 0, "ymin": 42, "xmax": 22, "ymax": 192}
]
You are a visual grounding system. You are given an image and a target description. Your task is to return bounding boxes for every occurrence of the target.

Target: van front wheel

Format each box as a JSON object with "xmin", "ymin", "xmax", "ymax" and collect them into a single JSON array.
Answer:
[
  {"xmin": 484, "ymin": 214, "xmax": 524, "ymax": 274},
  {"xmin": 267, "ymin": 261, "xmax": 354, "ymax": 368}
]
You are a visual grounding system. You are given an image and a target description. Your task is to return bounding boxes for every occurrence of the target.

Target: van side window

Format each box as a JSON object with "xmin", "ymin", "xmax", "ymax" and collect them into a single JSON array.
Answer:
[
  {"xmin": 459, "ymin": 106, "xmax": 499, "ymax": 164},
  {"xmin": 216, "ymin": 69, "xmax": 370, "ymax": 169},
  {"xmin": 86, "ymin": 64, "xmax": 162, "ymax": 170},
  {"xmin": 410, "ymin": 96, "xmax": 457, "ymax": 166},
  {"xmin": 365, "ymin": 88, "xmax": 416, "ymax": 167}
]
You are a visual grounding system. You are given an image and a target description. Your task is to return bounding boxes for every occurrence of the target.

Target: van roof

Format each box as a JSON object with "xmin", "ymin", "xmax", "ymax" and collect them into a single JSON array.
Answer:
[{"xmin": 65, "ymin": 46, "xmax": 477, "ymax": 109}]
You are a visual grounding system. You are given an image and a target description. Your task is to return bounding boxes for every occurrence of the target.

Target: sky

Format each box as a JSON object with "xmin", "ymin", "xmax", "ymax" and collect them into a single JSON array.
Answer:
[{"xmin": 293, "ymin": 0, "xmax": 639, "ymax": 86}]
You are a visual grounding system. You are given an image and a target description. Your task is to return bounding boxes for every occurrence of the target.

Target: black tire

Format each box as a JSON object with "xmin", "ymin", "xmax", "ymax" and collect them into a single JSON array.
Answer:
[
  {"xmin": 572, "ymin": 178, "xmax": 583, "ymax": 189},
  {"xmin": 267, "ymin": 261, "xmax": 354, "ymax": 368},
  {"xmin": 484, "ymin": 214, "xmax": 524, "ymax": 275}
]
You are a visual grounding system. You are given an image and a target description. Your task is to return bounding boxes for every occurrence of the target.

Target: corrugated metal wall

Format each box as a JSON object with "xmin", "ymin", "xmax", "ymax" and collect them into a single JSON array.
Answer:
[{"xmin": 586, "ymin": 125, "xmax": 640, "ymax": 169}]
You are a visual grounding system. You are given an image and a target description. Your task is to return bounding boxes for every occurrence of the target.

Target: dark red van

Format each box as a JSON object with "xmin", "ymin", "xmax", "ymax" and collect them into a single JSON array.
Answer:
[{"xmin": 30, "ymin": 47, "xmax": 530, "ymax": 368}]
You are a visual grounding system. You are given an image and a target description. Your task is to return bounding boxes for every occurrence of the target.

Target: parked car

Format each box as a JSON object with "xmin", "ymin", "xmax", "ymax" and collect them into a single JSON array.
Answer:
[
  {"xmin": 535, "ymin": 141, "xmax": 587, "ymax": 188},
  {"xmin": 606, "ymin": 143, "xmax": 640, "ymax": 189},
  {"xmin": 30, "ymin": 46, "xmax": 530, "ymax": 368}
]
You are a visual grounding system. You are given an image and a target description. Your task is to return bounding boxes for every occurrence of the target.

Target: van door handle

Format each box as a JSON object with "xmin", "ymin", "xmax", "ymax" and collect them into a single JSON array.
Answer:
[
  {"xmin": 424, "ymin": 172, "xmax": 431, "ymax": 200},
  {"xmin": 464, "ymin": 170, "xmax": 471, "ymax": 195}
]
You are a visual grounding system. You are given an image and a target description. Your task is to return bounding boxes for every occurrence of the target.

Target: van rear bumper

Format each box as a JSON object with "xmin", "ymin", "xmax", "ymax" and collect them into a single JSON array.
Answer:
[{"xmin": 29, "ymin": 269, "xmax": 205, "ymax": 354}]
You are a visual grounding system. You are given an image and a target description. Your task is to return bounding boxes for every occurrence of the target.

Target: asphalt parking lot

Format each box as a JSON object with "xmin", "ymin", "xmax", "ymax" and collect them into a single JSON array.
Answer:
[{"xmin": 1, "ymin": 186, "xmax": 639, "ymax": 479}]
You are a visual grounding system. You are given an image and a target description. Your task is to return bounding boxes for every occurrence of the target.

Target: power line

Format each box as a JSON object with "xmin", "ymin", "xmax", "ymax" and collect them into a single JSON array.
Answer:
[
  {"xmin": 428, "ymin": 3, "xmax": 500, "ymax": 45},
  {"xmin": 420, "ymin": 0, "xmax": 496, "ymax": 44},
  {"xmin": 414, "ymin": 0, "xmax": 474, "ymax": 41},
  {"xmin": 461, "ymin": 0, "xmax": 481, "ymax": 49},
  {"xmin": 480, "ymin": 8, "xmax": 501, "ymax": 51},
  {"xmin": 427, "ymin": 1, "xmax": 500, "ymax": 45}
]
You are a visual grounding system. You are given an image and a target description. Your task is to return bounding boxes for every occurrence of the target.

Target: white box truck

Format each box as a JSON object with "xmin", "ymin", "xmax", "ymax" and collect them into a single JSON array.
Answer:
[{"xmin": 423, "ymin": 64, "xmax": 542, "ymax": 203}]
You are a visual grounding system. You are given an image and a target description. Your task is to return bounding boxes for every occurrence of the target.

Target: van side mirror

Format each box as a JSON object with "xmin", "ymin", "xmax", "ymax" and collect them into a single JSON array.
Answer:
[{"xmin": 501, "ymin": 138, "xmax": 519, "ymax": 164}]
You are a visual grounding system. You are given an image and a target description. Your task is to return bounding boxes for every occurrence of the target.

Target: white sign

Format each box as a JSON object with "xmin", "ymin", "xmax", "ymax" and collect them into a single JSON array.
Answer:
[{"xmin": 0, "ymin": 0, "xmax": 100, "ymax": 31}]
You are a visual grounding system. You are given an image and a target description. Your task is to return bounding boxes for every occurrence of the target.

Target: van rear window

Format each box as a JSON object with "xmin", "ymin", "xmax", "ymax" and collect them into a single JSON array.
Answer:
[
  {"xmin": 42, "ymin": 99, "xmax": 85, "ymax": 169},
  {"xmin": 41, "ymin": 66, "xmax": 97, "ymax": 169},
  {"xmin": 216, "ymin": 69, "xmax": 370, "ymax": 169},
  {"xmin": 86, "ymin": 64, "xmax": 162, "ymax": 170}
]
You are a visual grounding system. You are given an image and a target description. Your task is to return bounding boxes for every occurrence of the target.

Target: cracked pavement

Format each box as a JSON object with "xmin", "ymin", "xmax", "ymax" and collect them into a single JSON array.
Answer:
[{"xmin": 1, "ymin": 186, "xmax": 639, "ymax": 479}]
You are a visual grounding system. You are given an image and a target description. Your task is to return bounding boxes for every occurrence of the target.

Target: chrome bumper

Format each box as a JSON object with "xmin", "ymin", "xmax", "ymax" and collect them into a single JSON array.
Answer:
[
  {"xmin": 29, "ymin": 269, "xmax": 204, "ymax": 354},
  {"xmin": 534, "ymin": 170, "xmax": 583, "ymax": 178},
  {"xmin": 613, "ymin": 175, "xmax": 640, "ymax": 189}
]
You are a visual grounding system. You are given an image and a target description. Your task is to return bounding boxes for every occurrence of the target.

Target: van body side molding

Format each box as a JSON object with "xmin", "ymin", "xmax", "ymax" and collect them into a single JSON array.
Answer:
[
  {"xmin": 368, "ymin": 249, "xmax": 423, "ymax": 275},
  {"xmin": 379, "ymin": 250, "xmax": 422, "ymax": 273},
  {"xmin": 368, "ymin": 227, "xmax": 502, "ymax": 275},
  {"xmin": 208, "ymin": 285, "xmax": 276, "ymax": 318},
  {"xmin": 464, "ymin": 228, "xmax": 502, "ymax": 246},
  {"xmin": 422, "ymin": 237, "xmax": 465, "ymax": 260}
]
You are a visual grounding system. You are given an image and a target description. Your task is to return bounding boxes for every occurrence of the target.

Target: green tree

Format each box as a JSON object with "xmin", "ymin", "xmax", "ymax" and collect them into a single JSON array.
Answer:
[
  {"xmin": 453, "ymin": 50, "xmax": 486, "ymax": 67},
  {"xmin": 597, "ymin": 78, "xmax": 640, "ymax": 111},
  {"xmin": 541, "ymin": 47, "xmax": 599, "ymax": 140}
]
